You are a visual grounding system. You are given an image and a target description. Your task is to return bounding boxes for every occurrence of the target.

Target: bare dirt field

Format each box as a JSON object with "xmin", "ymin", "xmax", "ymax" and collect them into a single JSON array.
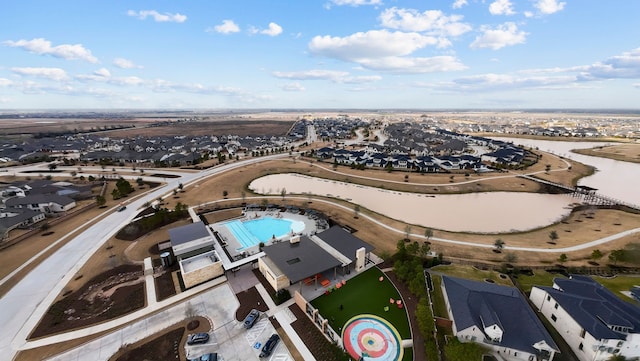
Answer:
[{"xmin": 573, "ymin": 143, "xmax": 640, "ymax": 164}]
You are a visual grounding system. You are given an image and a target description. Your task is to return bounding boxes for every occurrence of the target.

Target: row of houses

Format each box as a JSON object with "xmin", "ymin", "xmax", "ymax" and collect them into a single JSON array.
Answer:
[
  {"xmin": 442, "ymin": 273, "xmax": 640, "ymax": 361},
  {"xmin": 0, "ymin": 180, "xmax": 88, "ymax": 238},
  {"xmin": 315, "ymin": 146, "xmax": 525, "ymax": 172}
]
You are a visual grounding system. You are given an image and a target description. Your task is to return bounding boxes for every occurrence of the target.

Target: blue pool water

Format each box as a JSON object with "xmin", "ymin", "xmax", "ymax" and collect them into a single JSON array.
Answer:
[{"xmin": 225, "ymin": 217, "xmax": 296, "ymax": 250}]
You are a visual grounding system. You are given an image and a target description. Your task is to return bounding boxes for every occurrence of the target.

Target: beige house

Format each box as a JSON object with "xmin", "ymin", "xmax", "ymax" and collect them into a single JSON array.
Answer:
[{"xmin": 169, "ymin": 221, "xmax": 224, "ymax": 289}]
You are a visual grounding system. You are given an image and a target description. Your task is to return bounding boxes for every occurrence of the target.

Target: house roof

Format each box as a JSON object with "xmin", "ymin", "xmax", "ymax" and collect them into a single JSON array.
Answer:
[
  {"xmin": 442, "ymin": 275, "xmax": 558, "ymax": 355},
  {"xmin": 168, "ymin": 221, "xmax": 210, "ymax": 246},
  {"xmin": 537, "ymin": 275, "xmax": 640, "ymax": 340},
  {"xmin": 5, "ymin": 194, "xmax": 75, "ymax": 207},
  {"xmin": 316, "ymin": 225, "xmax": 374, "ymax": 262},
  {"xmin": 262, "ymin": 236, "xmax": 342, "ymax": 284}
]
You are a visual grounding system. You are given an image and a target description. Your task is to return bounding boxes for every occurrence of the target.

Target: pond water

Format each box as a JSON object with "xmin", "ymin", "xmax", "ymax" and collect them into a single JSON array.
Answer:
[
  {"xmin": 492, "ymin": 138, "xmax": 640, "ymax": 205},
  {"xmin": 249, "ymin": 173, "xmax": 574, "ymax": 233}
]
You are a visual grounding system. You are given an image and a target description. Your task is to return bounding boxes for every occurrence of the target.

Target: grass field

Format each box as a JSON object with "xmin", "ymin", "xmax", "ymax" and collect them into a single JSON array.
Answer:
[
  {"xmin": 310, "ymin": 267, "xmax": 412, "ymax": 340},
  {"xmin": 513, "ymin": 270, "xmax": 565, "ymax": 294},
  {"xmin": 430, "ymin": 264, "xmax": 513, "ymax": 286}
]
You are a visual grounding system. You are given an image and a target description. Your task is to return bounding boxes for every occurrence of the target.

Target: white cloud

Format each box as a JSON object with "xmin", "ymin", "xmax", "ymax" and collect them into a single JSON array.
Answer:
[
  {"xmin": 578, "ymin": 48, "xmax": 640, "ymax": 80},
  {"xmin": 261, "ymin": 23, "xmax": 283, "ymax": 37},
  {"xmin": 327, "ymin": 0, "xmax": 382, "ymax": 7},
  {"xmin": 94, "ymin": 68, "xmax": 111, "ymax": 78},
  {"xmin": 12, "ymin": 67, "xmax": 68, "ymax": 81},
  {"xmin": 4, "ymin": 38, "xmax": 98, "ymax": 63},
  {"xmin": 272, "ymin": 69, "xmax": 382, "ymax": 83},
  {"xmin": 127, "ymin": 10, "xmax": 187, "ymax": 23},
  {"xmin": 489, "ymin": 0, "xmax": 516, "ymax": 15},
  {"xmin": 634, "ymin": 83, "xmax": 640, "ymax": 89},
  {"xmin": 379, "ymin": 7, "xmax": 472, "ymax": 37},
  {"xmin": 359, "ymin": 56, "xmax": 466, "ymax": 73},
  {"xmin": 470, "ymin": 22, "xmax": 527, "ymax": 50},
  {"xmin": 0, "ymin": 78, "xmax": 13, "ymax": 87},
  {"xmin": 309, "ymin": 30, "xmax": 467, "ymax": 73},
  {"xmin": 273, "ymin": 69, "xmax": 350, "ymax": 81},
  {"xmin": 309, "ymin": 30, "xmax": 438, "ymax": 62},
  {"xmin": 211, "ymin": 20, "xmax": 240, "ymax": 34},
  {"xmin": 280, "ymin": 82, "xmax": 305, "ymax": 91},
  {"xmin": 524, "ymin": 11, "xmax": 534, "ymax": 18},
  {"xmin": 452, "ymin": 0, "xmax": 468, "ymax": 9},
  {"xmin": 534, "ymin": 0, "xmax": 566, "ymax": 15},
  {"xmin": 113, "ymin": 58, "xmax": 142, "ymax": 69}
]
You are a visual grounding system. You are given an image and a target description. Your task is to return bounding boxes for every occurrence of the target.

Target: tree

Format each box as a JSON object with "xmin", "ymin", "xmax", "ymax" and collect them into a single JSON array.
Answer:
[
  {"xmin": 222, "ymin": 190, "xmax": 228, "ymax": 198},
  {"xmin": 418, "ymin": 242, "xmax": 431, "ymax": 259},
  {"xmin": 48, "ymin": 163, "xmax": 57, "ymax": 171},
  {"xmin": 404, "ymin": 225, "xmax": 412, "ymax": 241},
  {"xmin": 407, "ymin": 241, "xmax": 419, "ymax": 256},
  {"xmin": 280, "ymin": 188, "xmax": 287, "ymax": 200},
  {"xmin": 424, "ymin": 228, "xmax": 433, "ymax": 241},
  {"xmin": 96, "ymin": 195, "xmax": 106, "ymax": 207},
  {"xmin": 353, "ymin": 204, "xmax": 361, "ymax": 218},
  {"xmin": 548, "ymin": 230, "xmax": 559, "ymax": 244},
  {"xmin": 178, "ymin": 183, "xmax": 183, "ymax": 192},
  {"xmin": 558, "ymin": 253, "xmax": 568, "ymax": 264},
  {"xmin": 591, "ymin": 249, "xmax": 604, "ymax": 262},
  {"xmin": 494, "ymin": 239, "xmax": 505, "ymax": 253},
  {"xmin": 545, "ymin": 164, "xmax": 552, "ymax": 173},
  {"xmin": 609, "ymin": 249, "xmax": 624, "ymax": 265}
]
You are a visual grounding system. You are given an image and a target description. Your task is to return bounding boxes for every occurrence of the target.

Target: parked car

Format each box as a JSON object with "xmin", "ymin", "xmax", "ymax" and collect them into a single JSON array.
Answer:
[
  {"xmin": 259, "ymin": 333, "xmax": 280, "ymax": 358},
  {"xmin": 200, "ymin": 353, "xmax": 218, "ymax": 361},
  {"xmin": 116, "ymin": 205, "xmax": 126, "ymax": 212},
  {"xmin": 243, "ymin": 309, "xmax": 260, "ymax": 329},
  {"xmin": 186, "ymin": 332, "xmax": 209, "ymax": 345}
]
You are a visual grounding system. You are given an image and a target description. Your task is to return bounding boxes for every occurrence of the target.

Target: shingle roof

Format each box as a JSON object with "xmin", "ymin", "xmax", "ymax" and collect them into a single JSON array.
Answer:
[
  {"xmin": 539, "ymin": 275, "xmax": 640, "ymax": 339},
  {"xmin": 168, "ymin": 221, "xmax": 210, "ymax": 246},
  {"xmin": 442, "ymin": 275, "xmax": 558, "ymax": 355},
  {"xmin": 316, "ymin": 225, "xmax": 374, "ymax": 262},
  {"xmin": 262, "ymin": 236, "xmax": 342, "ymax": 284}
]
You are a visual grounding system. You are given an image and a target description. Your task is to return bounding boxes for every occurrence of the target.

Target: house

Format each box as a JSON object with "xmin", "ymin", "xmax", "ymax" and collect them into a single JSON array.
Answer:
[
  {"xmin": 530, "ymin": 275, "xmax": 640, "ymax": 361},
  {"xmin": 168, "ymin": 221, "xmax": 223, "ymax": 289},
  {"xmin": 5, "ymin": 194, "xmax": 76, "ymax": 214},
  {"xmin": 314, "ymin": 225, "xmax": 374, "ymax": 275},
  {"xmin": 0, "ymin": 208, "xmax": 46, "ymax": 238},
  {"xmin": 442, "ymin": 275, "xmax": 559, "ymax": 361}
]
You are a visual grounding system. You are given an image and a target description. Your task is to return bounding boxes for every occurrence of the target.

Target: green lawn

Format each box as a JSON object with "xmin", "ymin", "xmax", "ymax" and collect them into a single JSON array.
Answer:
[
  {"xmin": 430, "ymin": 275, "xmax": 448, "ymax": 318},
  {"xmin": 310, "ymin": 267, "xmax": 411, "ymax": 340},
  {"xmin": 593, "ymin": 275, "xmax": 640, "ymax": 304},
  {"xmin": 514, "ymin": 270, "xmax": 564, "ymax": 294},
  {"xmin": 430, "ymin": 264, "xmax": 512, "ymax": 286}
]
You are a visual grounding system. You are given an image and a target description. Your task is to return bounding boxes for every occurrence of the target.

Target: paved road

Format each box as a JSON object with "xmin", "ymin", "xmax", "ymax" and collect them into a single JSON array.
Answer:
[{"xmin": 0, "ymin": 154, "xmax": 288, "ymax": 361}]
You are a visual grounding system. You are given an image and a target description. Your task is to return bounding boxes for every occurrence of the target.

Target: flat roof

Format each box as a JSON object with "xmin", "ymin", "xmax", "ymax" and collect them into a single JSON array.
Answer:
[
  {"xmin": 317, "ymin": 225, "xmax": 374, "ymax": 261},
  {"xmin": 262, "ymin": 236, "xmax": 342, "ymax": 284},
  {"xmin": 169, "ymin": 221, "xmax": 210, "ymax": 246}
]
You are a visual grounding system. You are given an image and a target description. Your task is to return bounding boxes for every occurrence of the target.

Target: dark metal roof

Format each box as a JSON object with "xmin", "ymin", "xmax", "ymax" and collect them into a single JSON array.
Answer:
[
  {"xmin": 540, "ymin": 275, "xmax": 640, "ymax": 340},
  {"xmin": 442, "ymin": 275, "xmax": 559, "ymax": 355},
  {"xmin": 168, "ymin": 221, "xmax": 210, "ymax": 246},
  {"xmin": 262, "ymin": 236, "xmax": 342, "ymax": 284},
  {"xmin": 316, "ymin": 225, "xmax": 374, "ymax": 262}
]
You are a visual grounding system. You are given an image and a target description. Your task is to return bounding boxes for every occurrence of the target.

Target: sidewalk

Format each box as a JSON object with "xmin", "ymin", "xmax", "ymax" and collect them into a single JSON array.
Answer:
[{"xmin": 256, "ymin": 283, "xmax": 316, "ymax": 361}]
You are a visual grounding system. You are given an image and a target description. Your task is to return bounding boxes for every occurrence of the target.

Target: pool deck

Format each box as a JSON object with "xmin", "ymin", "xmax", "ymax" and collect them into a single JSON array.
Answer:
[{"xmin": 209, "ymin": 210, "xmax": 321, "ymax": 261}]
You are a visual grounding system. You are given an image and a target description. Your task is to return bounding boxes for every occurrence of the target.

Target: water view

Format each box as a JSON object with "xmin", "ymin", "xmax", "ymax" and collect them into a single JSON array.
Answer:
[{"xmin": 249, "ymin": 173, "xmax": 575, "ymax": 233}]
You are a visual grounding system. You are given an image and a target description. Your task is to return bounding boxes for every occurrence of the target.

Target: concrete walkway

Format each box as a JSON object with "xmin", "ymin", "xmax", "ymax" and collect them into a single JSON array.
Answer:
[{"xmin": 256, "ymin": 283, "xmax": 316, "ymax": 361}]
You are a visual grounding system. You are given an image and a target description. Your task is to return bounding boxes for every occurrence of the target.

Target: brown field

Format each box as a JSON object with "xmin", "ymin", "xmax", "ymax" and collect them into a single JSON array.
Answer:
[{"xmin": 573, "ymin": 143, "xmax": 640, "ymax": 164}]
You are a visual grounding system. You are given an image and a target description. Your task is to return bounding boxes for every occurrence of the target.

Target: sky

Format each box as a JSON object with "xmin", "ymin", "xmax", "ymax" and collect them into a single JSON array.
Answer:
[{"xmin": 1, "ymin": 0, "xmax": 639, "ymax": 110}]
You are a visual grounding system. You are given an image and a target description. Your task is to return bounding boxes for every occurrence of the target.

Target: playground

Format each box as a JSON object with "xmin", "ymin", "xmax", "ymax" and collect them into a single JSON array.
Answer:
[{"xmin": 310, "ymin": 268, "xmax": 412, "ymax": 361}]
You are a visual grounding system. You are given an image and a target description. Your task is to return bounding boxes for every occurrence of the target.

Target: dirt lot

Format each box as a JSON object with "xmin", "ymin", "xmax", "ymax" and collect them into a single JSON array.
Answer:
[{"xmin": 573, "ymin": 143, "xmax": 640, "ymax": 164}]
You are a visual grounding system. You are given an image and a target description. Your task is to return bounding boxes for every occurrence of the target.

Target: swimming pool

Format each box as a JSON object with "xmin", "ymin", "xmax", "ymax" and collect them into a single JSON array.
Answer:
[{"xmin": 224, "ymin": 217, "xmax": 305, "ymax": 251}]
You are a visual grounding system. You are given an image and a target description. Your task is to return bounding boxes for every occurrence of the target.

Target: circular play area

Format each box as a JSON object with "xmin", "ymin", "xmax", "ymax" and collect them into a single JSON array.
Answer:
[{"xmin": 342, "ymin": 314, "xmax": 403, "ymax": 361}]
